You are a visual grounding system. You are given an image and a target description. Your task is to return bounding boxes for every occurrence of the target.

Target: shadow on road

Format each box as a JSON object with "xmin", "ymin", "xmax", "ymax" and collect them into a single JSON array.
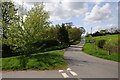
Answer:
[
  {"xmin": 64, "ymin": 44, "xmax": 83, "ymax": 52},
  {"xmin": 70, "ymin": 45, "xmax": 83, "ymax": 48},
  {"xmin": 65, "ymin": 56, "xmax": 90, "ymax": 66},
  {"xmin": 65, "ymin": 48, "xmax": 81, "ymax": 52}
]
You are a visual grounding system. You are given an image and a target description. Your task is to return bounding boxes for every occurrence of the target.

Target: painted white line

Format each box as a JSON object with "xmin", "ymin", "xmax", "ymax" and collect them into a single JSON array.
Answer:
[
  {"xmin": 67, "ymin": 68, "xmax": 71, "ymax": 71},
  {"xmin": 70, "ymin": 71, "xmax": 78, "ymax": 76},
  {"xmin": 58, "ymin": 70, "xmax": 64, "ymax": 72},
  {"xmin": 61, "ymin": 73, "xmax": 69, "ymax": 78}
]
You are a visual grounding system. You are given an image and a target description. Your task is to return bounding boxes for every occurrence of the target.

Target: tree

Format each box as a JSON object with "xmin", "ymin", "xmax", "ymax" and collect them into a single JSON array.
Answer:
[
  {"xmin": 64, "ymin": 22, "xmax": 73, "ymax": 29},
  {"xmin": 24, "ymin": 3, "xmax": 50, "ymax": 42},
  {"xmin": 57, "ymin": 24, "xmax": 69, "ymax": 45},
  {"xmin": 1, "ymin": 2, "xmax": 19, "ymax": 55},
  {"xmin": 45, "ymin": 25, "xmax": 59, "ymax": 40},
  {"xmin": 3, "ymin": 3, "xmax": 50, "ymax": 55},
  {"xmin": 1, "ymin": 2, "xmax": 18, "ymax": 39},
  {"xmin": 79, "ymin": 27, "xmax": 85, "ymax": 34},
  {"xmin": 23, "ymin": 3, "xmax": 50, "ymax": 53},
  {"xmin": 68, "ymin": 27, "xmax": 82, "ymax": 42}
]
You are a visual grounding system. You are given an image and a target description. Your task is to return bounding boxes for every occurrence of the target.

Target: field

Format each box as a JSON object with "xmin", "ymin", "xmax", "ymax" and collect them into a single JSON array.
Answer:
[
  {"xmin": 1, "ymin": 50, "xmax": 67, "ymax": 70},
  {"xmin": 83, "ymin": 34, "xmax": 119, "ymax": 62}
]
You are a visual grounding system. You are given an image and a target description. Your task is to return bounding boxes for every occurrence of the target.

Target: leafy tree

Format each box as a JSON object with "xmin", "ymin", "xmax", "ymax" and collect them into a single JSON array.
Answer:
[
  {"xmin": 1, "ymin": 2, "xmax": 18, "ymax": 39},
  {"xmin": 79, "ymin": 27, "xmax": 85, "ymax": 34},
  {"xmin": 1, "ymin": 2, "xmax": 19, "ymax": 55},
  {"xmin": 24, "ymin": 3, "xmax": 50, "ymax": 42},
  {"xmin": 3, "ymin": 3, "xmax": 50, "ymax": 55},
  {"xmin": 45, "ymin": 25, "xmax": 59, "ymax": 40},
  {"xmin": 64, "ymin": 22, "xmax": 73, "ymax": 29},
  {"xmin": 57, "ymin": 24, "xmax": 69, "ymax": 45},
  {"xmin": 68, "ymin": 27, "xmax": 82, "ymax": 42}
]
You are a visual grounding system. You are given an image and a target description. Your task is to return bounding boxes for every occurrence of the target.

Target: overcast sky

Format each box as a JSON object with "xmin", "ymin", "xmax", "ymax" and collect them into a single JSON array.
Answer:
[{"xmin": 13, "ymin": 0, "xmax": 119, "ymax": 34}]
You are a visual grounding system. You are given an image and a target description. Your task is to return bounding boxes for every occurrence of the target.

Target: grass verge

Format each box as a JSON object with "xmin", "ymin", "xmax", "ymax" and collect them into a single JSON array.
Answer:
[
  {"xmin": 83, "ymin": 43, "xmax": 119, "ymax": 62},
  {"xmin": 1, "ymin": 50, "xmax": 67, "ymax": 70}
]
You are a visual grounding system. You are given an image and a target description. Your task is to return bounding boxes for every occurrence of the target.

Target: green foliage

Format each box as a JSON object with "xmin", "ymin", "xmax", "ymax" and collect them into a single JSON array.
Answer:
[
  {"xmin": 32, "ymin": 40, "xmax": 59, "ymax": 50},
  {"xmin": 1, "ymin": 2, "xmax": 84, "ymax": 70},
  {"xmin": 98, "ymin": 40, "xmax": 106, "ymax": 48},
  {"xmin": 68, "ymin": 27, "xmax": 81, "ymax": 42},
  {"xmin": 1, "ymin": 2, "xmax": 17, "ymax": 24},
  {"xmin": 24, "ymin": 3, "xmax": 50, "ymax": 41},
  {"xmin": 45, "ymin": 26, "xmax": 59, "ymax": 40},
  {"xmin": 85, "ymin": 35, "xmax": 93, "ymax": 43},
  {"xmin": 83, "ymin": 43, "xmax": 119, "ymax": 62},
  {"xmin": 1, "ymin": 2, "xmax": 83, "ymax": 56},
  {"xmin": 1, "ymin": 2, "xmax": 18, "ymax": 39},
  {"xmin": 57, "ymin": 24, "xmax": 69, "ymax": 45},
  {"xmin": 40, "ymin": 44, "xmax": 68, "ymax": 52},
  {"xmin": 104, "ymin": 38, "xmax": 118, "ymax": 55},
  {"xmin": 93, "ymin": 34, "xmax": 119, "ymax": 54},
  {"xmin": 83, "ymin": 34, "xmax": 119, "ymax": 62},
  {"xmin": 2, "ymin": 3, "xmax": 50, "ymax": 55},
  {"xmin": 2, "ymin": 50, "xmax": 67, "ymax": 70},
  {"xmin": 1, "ymin": 2, "xmax": 19, "ymax": 55}
]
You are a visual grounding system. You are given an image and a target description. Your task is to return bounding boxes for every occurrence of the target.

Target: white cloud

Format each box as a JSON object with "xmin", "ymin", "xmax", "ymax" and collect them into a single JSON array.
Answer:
[
  {"xmin": 84, "ymin": 3, "xmax": 112, "ymax": 22},
  {"xmin": 13, "ymin": 0, "xmax": 34, "ymax": 11},
  {"xmin": 92, "ymin": 0, "xmax": 105, "ymax": 5},
  {"xmin": 14, "ymin": 0, "xmax": 88, "ymax": 21},
  {"xmin": 44, "ymin": 2, "xmax": 88, "ymax": 21}
]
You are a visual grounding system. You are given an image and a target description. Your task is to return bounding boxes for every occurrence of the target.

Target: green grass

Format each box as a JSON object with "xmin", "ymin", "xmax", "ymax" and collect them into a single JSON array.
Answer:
[
  {"xmin": 83, "ymin": 34, "xmax": 119, "ymax": 62},
  {"xmin": 93, "ymin": 34, "xmax": 118, "ymax": 46},
  {"xmin": 1, "ymin": 50, "xmax": 67, "ymax": 70},
  {"xmin": 83, "ymin": 43, "xmax": 119, "ymax": 62},
  {"xmin": 86, "ymin": 34, "xmax": 118, "ymax": 45}
]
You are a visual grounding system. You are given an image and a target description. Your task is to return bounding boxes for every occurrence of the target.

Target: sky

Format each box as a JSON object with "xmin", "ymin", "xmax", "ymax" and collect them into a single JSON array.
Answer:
[{"xmin": 13, "ymin": 0, "xmax": 119, "ymax": 35}]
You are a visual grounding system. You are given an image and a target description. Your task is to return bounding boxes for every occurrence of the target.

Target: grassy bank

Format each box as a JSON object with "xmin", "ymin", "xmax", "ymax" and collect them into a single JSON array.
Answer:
[
  {"xmin": 83, "ymin": 34, "xmax": 119, "ymax": 62},
  {"xmin": 1, "ymin": 50, "xmax": 67, "ymax": 70},
  {"xmin": 83, "ymin": 43, "xmax": 119, "ymax": 62}
]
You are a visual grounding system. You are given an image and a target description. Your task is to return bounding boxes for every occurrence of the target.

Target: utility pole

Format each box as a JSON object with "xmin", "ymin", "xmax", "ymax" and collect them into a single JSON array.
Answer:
[{"xmin": 91, "ymin": 27, "xmax": 92, "ymax": 34}]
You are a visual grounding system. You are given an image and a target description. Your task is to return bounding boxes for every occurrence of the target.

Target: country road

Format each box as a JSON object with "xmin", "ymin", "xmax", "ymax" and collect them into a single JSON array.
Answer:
[
  {"xmin": 64, "ymin": 44, "xmax": 118, "ymax": 78},
  {"xmin": 2, "ymin": 42, "xmax": 118, "ymax": 79}
]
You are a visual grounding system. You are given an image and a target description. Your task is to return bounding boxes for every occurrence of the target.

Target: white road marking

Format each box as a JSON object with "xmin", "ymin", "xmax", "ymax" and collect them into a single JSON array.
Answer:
[
  {"xmin": 70, "ymin": 71, "xmax": 78, "ymax": 76},
  {"xmin": 67, "ymin": 68, "xmax": 71, "ymax": 71},
  {"xmin": 58, "ymin": 70, "xmax": 64, "ymax": 72},
  {"xmin": 61, "ymin": 73, "xmax": 69, "ymax": 78}
]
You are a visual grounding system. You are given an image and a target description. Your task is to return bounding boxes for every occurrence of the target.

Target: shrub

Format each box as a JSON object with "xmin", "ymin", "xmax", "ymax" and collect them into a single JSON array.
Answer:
[
  {"xmin": 40, "ymin": 44, "xmax": 68, "ymax": 52},
  {"xmin": 98, "ymin": 40, "xmax": 106, "ymax": 49},
  {"xmin": 70, "ymin": 40, "xmax": 80, "ymax": 45},
  {"xmin": 33, "ymin": 40, "xmax": 59, "ymax": 49}
]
